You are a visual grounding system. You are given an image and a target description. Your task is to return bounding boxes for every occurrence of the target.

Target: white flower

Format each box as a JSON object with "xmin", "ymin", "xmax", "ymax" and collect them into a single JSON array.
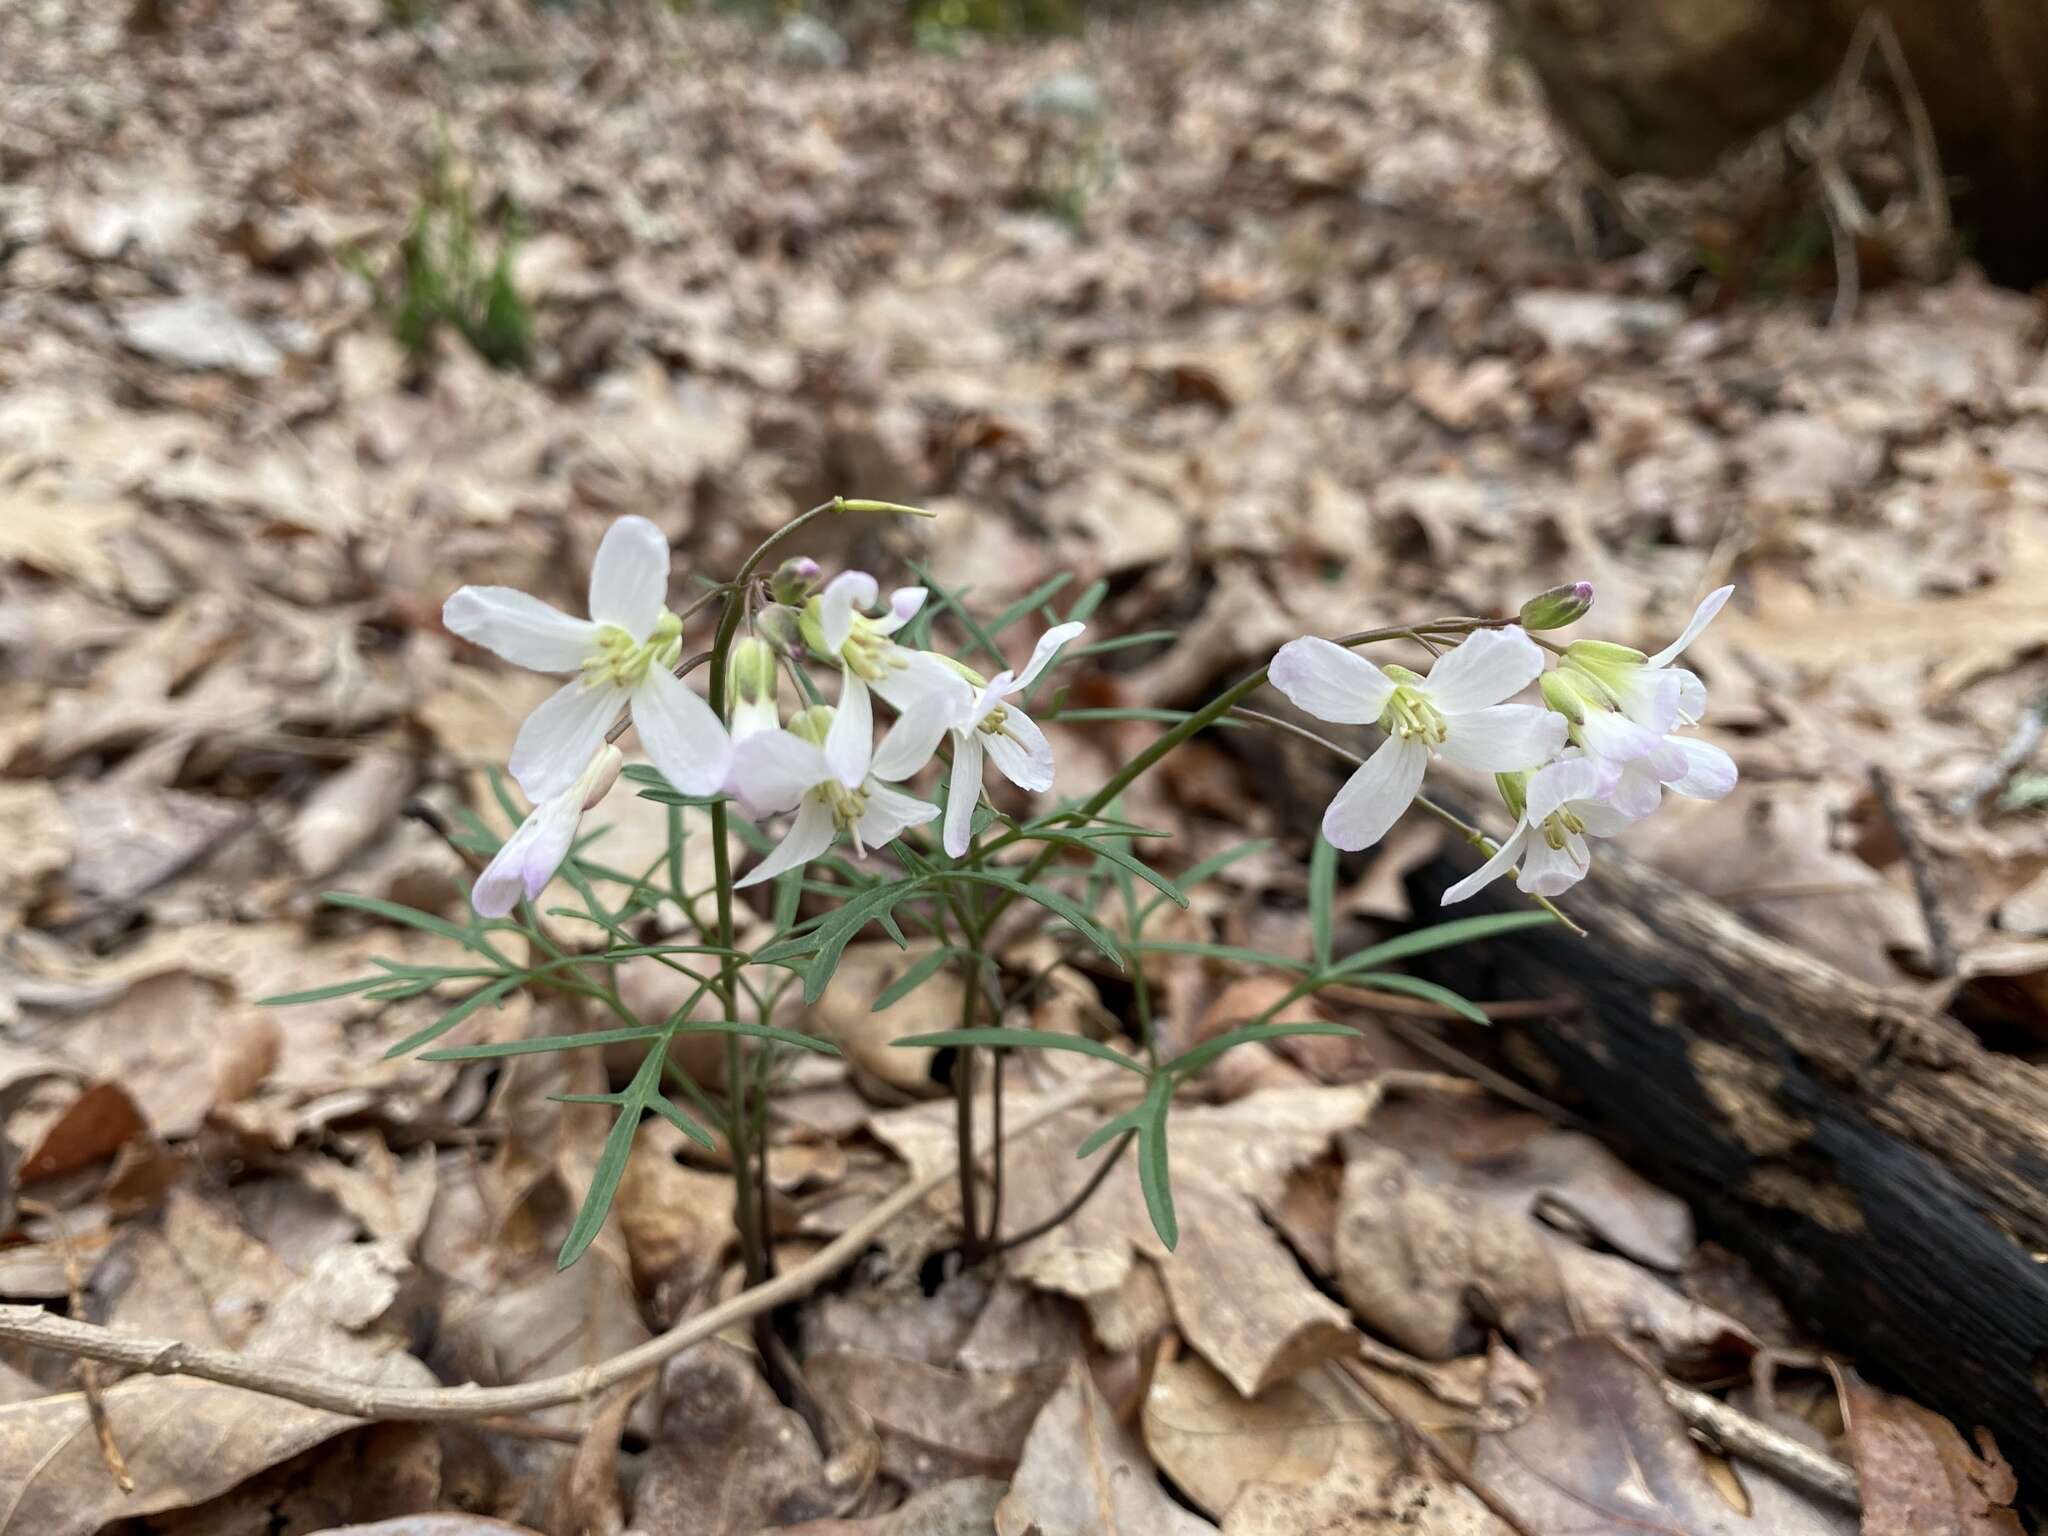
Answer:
[
  {"xmin": 1269, "ymin": 626, "xmax": 1566, "ymax": 852},
  {"xmin": 1440, "ymin": 750, "xmax": 1635, "ymax": 904},
  {"xmin": 802, "ymin": 571, "xmax": 972, "ymax": 763},
  {"xmin": 471, "ymin": 746, "xmax": 624, "ymax": 918},
  {"xmin": 874, "ymin": 621, "xmax": 1083, "ymax": 858},
  {"xmin": 444, "ymin": 515, "xmax": 731, "ymax": 803},
  {"xmin": 729, "ymin": 704, "xmax": 939, "ymax": 888},
  {"xmin": 1558, "ymin": 585, "xmax": 1732, "ymax": 732}
]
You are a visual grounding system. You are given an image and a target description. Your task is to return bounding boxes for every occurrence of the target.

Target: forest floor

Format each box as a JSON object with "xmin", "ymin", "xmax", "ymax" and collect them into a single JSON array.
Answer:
[{"xmin": 2, "ymin": 0, "xmax": 2046, "ymax": 1530}]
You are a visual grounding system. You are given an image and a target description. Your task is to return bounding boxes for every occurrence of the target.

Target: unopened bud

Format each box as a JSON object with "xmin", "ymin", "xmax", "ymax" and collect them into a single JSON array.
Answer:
[
  {"xmin": 1538, "ymin": 670, "xmax": 1589, "ymax": 724},
  {"xmin": 578, "ymin": 745, "xmax": 626, "ymax": 812},
  {"xmin": 726, "ymin": 638, "xmax": 781, "ymax": 741},
  {"xmin": 1518, "ymin": 582, "xmax": 1594, "ymax": 631},
  {"xmin": 1494, "ymin": 770, "xmax": 1529, "ymax": 821},
  {"xmin": 756, "ymin": 604, "xmax": 804, "ymax": 657},
  {"xmin": 788, "ymin": 704, "xmax": 834, "ymax": 747},
  {"xmin": 770, "ymin": 557, "xmax": 823, "ymax": 606}
]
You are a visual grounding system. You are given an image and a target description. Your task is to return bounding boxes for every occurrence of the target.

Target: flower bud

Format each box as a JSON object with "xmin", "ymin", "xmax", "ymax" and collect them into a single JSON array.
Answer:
[
  {"xmin": 770, "ymin": 557, "xmax": 823, "ymax": 606},
  {"xmin": 1518, "ymin": 582, "xmax": 1594, "ymax": 631},
  {"xmin": 577, "ymin": 744, "xmax": 626, "ymax": 812},
  {"xmin": 788, "ymin": 704, "xmax": 834, "ymax": 747},
  {"xmin": 726, "ymin": 637, "xmax": 781, "ymax": 741},
  {"xmin": 1539, "ymin": 670, "xmax": 1593, "ymax": 724},
  {"xmin": 1494, "ymin": 770, "xmax": 1529, "ymax": 821},
  {"xmin": 756, "ymin": 604, "xmax": 804, "ymax": 657}
]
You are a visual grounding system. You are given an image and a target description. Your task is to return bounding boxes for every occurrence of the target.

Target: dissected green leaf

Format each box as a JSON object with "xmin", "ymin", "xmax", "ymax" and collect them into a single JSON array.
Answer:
[
  {"xmin": 1342, "ymin": 971, "xmax": 1489, "ymax": 1025},
  {"xmin": 890, "ymin": 1027, "xmax": 1145, "ymax": 1072},
  {"xmin": 1165, "ymin": 1020, "xmax": 1361, "ymax": 1079},
  {"xmin": 383, "ymin": 974, "xmax": 523, "ymax": 1060},
  {"xmin": 1334, "ymin": 910, "xmax": 1554, "ymax": 972},
  {"xmin": 1308, "ymin": 832, "xmax": 1336, "ymax": 971}
]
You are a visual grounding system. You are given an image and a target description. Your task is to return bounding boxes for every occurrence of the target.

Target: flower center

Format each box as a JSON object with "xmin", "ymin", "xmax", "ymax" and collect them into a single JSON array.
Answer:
[
  {"xmin": 977, "ymin": 702, "xmax": 1012, "ymax": 738},
  {"xmin": 582, "ymin": 613, "xmax": 682, "ymax": 689},
  {"xmin": 1540, "ymin": 808, "xmax": 1585, "ymax": 850},
  {"xmin": 823, "ymin": 780, "xmax": 868, "ymax": 830},
  {"xmin": 1379, "ymin": 678, "xmax": 1448, "ymax": 746}
]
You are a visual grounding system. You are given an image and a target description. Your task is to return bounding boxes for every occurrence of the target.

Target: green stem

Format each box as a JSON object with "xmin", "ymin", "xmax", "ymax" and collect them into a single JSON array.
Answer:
[{"xmin": 988, "ymin": 1128, "xmax": 1135, "ymax": 1254}]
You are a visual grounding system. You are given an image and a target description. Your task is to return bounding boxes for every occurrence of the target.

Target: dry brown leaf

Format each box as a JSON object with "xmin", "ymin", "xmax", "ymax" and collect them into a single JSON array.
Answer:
[
  {"xmin": 996, "ymin": 1360, "xmax": 1214, "ymax": 1536},
  {"xmin": 612, "ymin": 1116, "xmax": 736, "ymax": 1322},
  {"xmin": 807, "ymin": 942, "xmax": 960, "ymax": 1096},
  {"xmin": 310, "ymin": 1520, "xmax": 548, "ymax": 1535},
  {"xmin": 768, "ymin": 1477, "xmax": 1009, "ymax": 1536},
  {"xmin": 806, "ymin": 1349, "xmax": 1068, "ymax": 1488},
  {"xmin": 0, "ymin": 1242, "xmax": 432, "ymax": 1536},
  {"xmin": 632, "ymin": 1340, "xmax": 851, "ymax": 1534},
  {"xmin": 1835, "ymin": 1366, "xmax": 2024, "ymax": 1536}
]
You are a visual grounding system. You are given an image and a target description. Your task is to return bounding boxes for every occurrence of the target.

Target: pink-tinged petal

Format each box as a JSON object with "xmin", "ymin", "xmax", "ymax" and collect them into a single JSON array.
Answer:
[
  {"xmin": 1441, "ymin": 821, "xmax": 1530, "ymax": 905},
  {"xmin": 854, "ymin": 782, "xmax": 940, "ymax": 852},
  {"xmin": 510, "ymin": 681, "xmax": 621, "ymax": 802},
  {"xmin": 1321, "ymin": 735, "xmax": 1428, "ymax": 851},
  {"xmin": 444, "ymin": 587, "xmax": 598, "ymax": 673},
  {"xmin": 1524, "ymin": 754, "xmax": 1611, "ymax": 825},
  {"xmin": 871, "ymin": 695, "xmax": 957, "ymax": 781},
  {"xmin": 982, "ymin": 709, "xmax": 1055, "ymax": 793},
  {"xmin": 1009, "ymin": 622, "xmax": 1086, "ymax": 693},
  {"xmin": 1516, "ymin": 827, "xmax": 1591, "ymax": 897},
  {"xmin": 632, "ymin": 667, "xmax": 733, "ymax": 798},
  {"xmin": 873, "ymin": 587, "xmax": 929, "ymax": 636},
  {"xmin": 1269, "ymin": 637, "xmax": 1396, "ymax": 725},
  {"xmin": 1435, "ymin": 704, "xmax": 1567, "ymax": 774},
  {"xmin": 872, "ymin": 650, "xmax": 973, "ymax": 721},
  {"xmin": 1420, "ymin": 627, "xmax": 1544, "ymax": 714},
  {"xmin": 1576, "ymin": 709, "xmax": 1686, "ymax": 777},
  {"xmin": 734, "ymin": 795, "xmax": 838, "ymax": 888},
  {"xmin": 1645, "ymin": 585, "xmax": 1733, "ymax": 670},
  {"xmin": 828, "ymin": 674, "xmax": 873, "ymax": 788},
  {"xmin": 1573, "ymin": 798, "xmax": 1638, "ymax": 838},
  {"xmin": 475, "ymin": 798, "xmax": 581, "ymax": 921},
  {"xmin": 943, "ymin": 735, "xmax": 985, "ymax": 858},
  {"xmin": 1608, "ymin": 759, "xmax": 1667, "ymax": 820},
  {"xmin": 819, "ymin": 571, "xmax": 879, "ymax": 655},
  {"xmin": 1668, "ymin": 737, "xmax": 1737, "ymax": 800},
  {"xmin": 727, "ymin": 728, "xmax": 830, "ymax": 817},
  {"xmin": 586, "ymin": 515, "xmax": 671, "ymax": 639}
]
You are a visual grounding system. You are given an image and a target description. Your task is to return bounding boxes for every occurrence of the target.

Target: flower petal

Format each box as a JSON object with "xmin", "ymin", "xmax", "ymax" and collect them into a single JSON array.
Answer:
[
  {"xmin": 444, "ymin": 587, "xmax": 598, "ymax": 673},
  {"xmin": 854, "ymin": 782, "xmax": 939, "ymax": 851},
  {"xmin": 586, "ymin": 515, "xmax": 671, "ymax": 639},
  {"xmin": 1516, "ymin": 828, "xmax": 1591, "ymax": 897},
  {"xmin": 1435, "ymin": 704, "xmax": 1567, "ymax": 773},
  {"xmin": 1573, "ymin": 798, "xmax": 1638, "ymax": 838},
  {"xmin": 873, "ymin": 587, "xmax": 929, "ymax": 636},
  {"xmin": 510, "ymin": 681, "xmax": 621, "ymax": 802},
  {"xmin": 828, "ymin": 674, "xmax": 873, "ymax": 788},
  {"xmin": 1321, "ymin": 735, "xmax": 1428, "ymax": 851},
  {"xmin": 632, "ymin": 667, "xmax": 733, "ymax": 798},
  {"xmin": 1009, "ymin": 622, "xmax": 1087, "ymax": 693},
  {"xmin": 943, "ymin": 734, "xmax": 985, "ymax": 858},
  {"xmin": 1269, "ymin": 637, "xmax": 1396, "ymax": 725},
  {"xmin": 1668, "ymin": 737, "xmax": 1738, "ymax": 800},
  {"xmin": 1605, "ymin": 667, "xmax": 1684, "ymax": 734},
  {"xmin": 1608, "ymin": 759, "xmax": 1667, "ymax": 819},
  {"xmin": 870, "ymin": 695, "xmax": 957, "ymax": 782},
  {"xmin": 1421, "ymin": 627, "xmax": 1544, "ymax": 714},
  {"xmin": 819, "ymin": 571, "xmax": 879, "ymax": 656},
  {"xmin": 1671, "ymin": 668, "xmax": 1708, "ymax": 723},
  {"xmin": 1576, "ymin": 709, "xmax": 1685, "ymax": 777},
  {"xmin": 1645, "ymin": 585, "xmax": 1733, "ymax": 670},
  {"xmin": 1440, "ymin": 821, "xmax": 1530, "ymax": 906},
  {"xmin": 734, "ymin": 795, "xmax": 838, "ymax": 888},
  {"xmin": 472, "ymin": 804, "xmax": 552, "ymax": 918},
  {"xmin": 982, "ymin": 708, "xmax": 1056, "ymax": 792},
  {"xmin": 728, "ymin": 728, "xmax": 831, "ymax": 816},
  {"xmin": 872, "ymin": 649, "xmax": 972, "ymax": 721},
  {"xmin": 1524, "ymin": 753, "xmax": 1612, "ymax": 825}
]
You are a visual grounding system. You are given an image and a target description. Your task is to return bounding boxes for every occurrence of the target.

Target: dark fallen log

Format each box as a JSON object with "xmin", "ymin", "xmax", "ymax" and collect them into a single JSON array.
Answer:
[{"xmin": 1406, "ymin": 849, "xmax": 2048, "ymax": 1493}]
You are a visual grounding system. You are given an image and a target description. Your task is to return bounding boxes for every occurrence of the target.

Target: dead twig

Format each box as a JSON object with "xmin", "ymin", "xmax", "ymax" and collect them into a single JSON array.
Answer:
[
  {"xmin": 1656, "ymin": 1373, "xmax": 1861, "ymax": 1509},
  {"xmin": 1867, "ymin": 765, "xmax": 1957, "ymax": 977},
  {"xmin": 1334, "ymin": 1357, "xmax": 1540, "ymax": 1536},
  {"xmin": 0, "ymin": 1075, "xmax": 1121, "ymax": 1423},
  {"xmin": 18, "ymin": 1198, "xmax": 133, "ymax": 1494},
  {"xmin": 1948, "ymin": 687, "xmax": 2048, "ymax": 817}
]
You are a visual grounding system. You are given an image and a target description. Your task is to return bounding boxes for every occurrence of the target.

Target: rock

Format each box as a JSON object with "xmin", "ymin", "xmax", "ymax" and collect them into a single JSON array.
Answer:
[{"xmin": 1511, "ymin": 290, "xmax": 1685, "ymax": 354}]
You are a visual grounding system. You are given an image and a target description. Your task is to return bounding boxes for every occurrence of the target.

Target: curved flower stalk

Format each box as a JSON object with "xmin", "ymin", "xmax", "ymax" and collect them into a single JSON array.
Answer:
[
  {"xmin": 875, "ymin": 621, "xmax": 1085, "ymax": 858},
  {"xmin": 801, "ymin": 571, "xmax": 972, "ymax": 767},
  {"xmin": 471, "ymin": 745, "xmax": 624, "ymax": 918},
  {"xmin": 730, "ymin": 704, "xmax": 939, "ymax": 888},
  {"xmin": 1269, "ymin": 626, "xmax": 1565, "ymax": 852},
  {"xmin": 443, "ymin": 515, "xmax": 731, "ymax": 802},
  {"xmin": 1440, "ymin": 751, "xmax": 1634, "ymax": 904}
]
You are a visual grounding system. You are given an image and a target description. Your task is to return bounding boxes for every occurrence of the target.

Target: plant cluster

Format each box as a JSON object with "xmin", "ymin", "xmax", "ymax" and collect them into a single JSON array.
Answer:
[{"xmin": 275, "ymin": 501, "xmax": 1735, "ymax": 1276}]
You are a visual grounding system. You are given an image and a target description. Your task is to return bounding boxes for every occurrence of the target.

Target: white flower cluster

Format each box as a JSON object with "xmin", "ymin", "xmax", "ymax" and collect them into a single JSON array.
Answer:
[
  {"xmin": 1269, "ymin": 586, "xmax": 1736, "ymax": 904},
  {"xmin": 443, "ymin": 516, "xmax": 1082, "ymax": 915}
]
